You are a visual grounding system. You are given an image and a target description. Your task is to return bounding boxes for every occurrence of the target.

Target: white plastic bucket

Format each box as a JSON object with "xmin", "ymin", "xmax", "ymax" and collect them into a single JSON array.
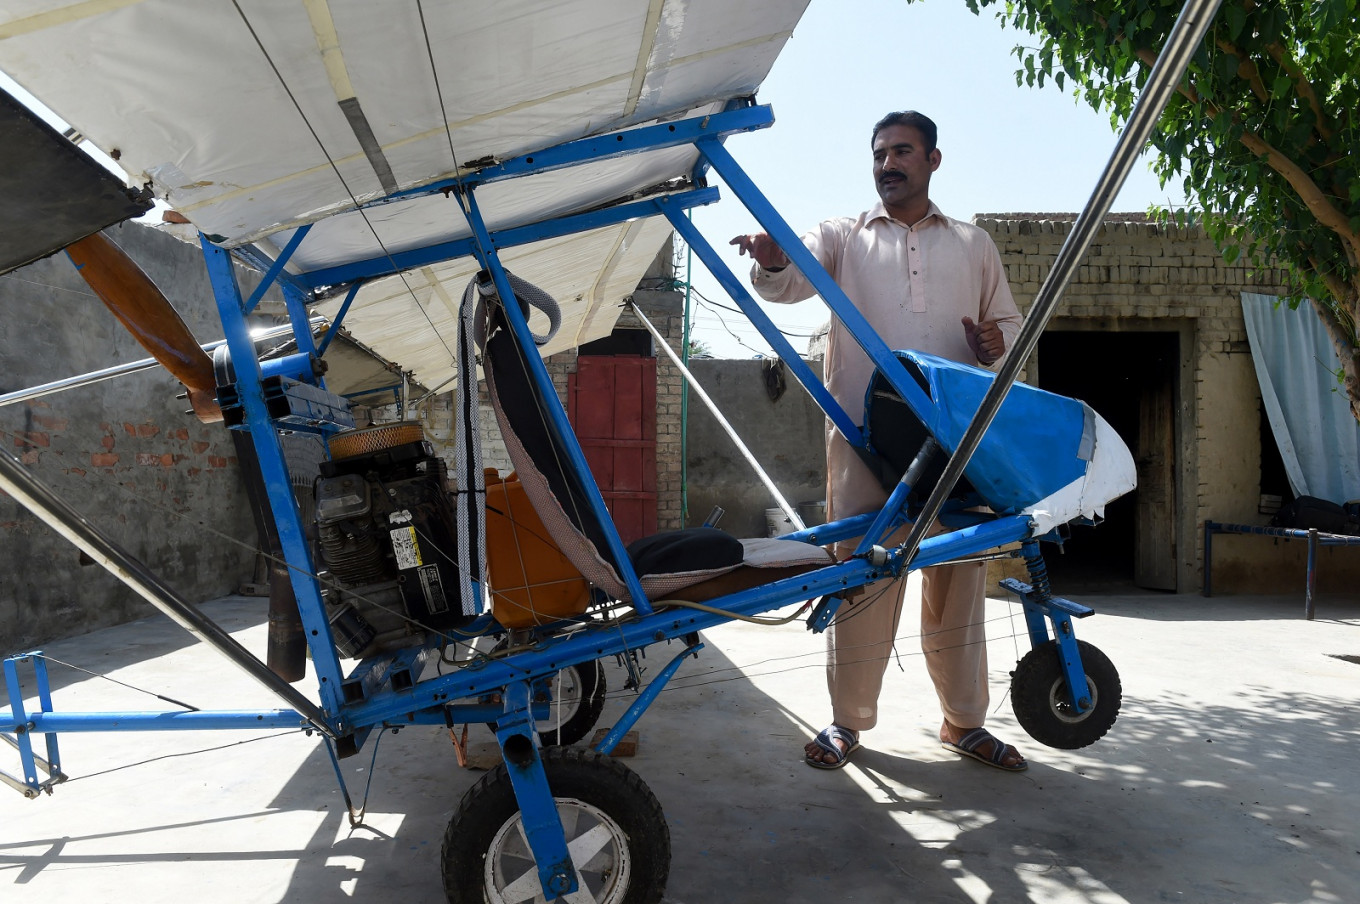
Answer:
[{"xmin": 765, "ymin": 507, "xmax": 793, "ymax": 537}]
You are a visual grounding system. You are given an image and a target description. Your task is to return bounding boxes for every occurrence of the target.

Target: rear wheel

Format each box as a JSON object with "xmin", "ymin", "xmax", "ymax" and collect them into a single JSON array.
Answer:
[
  {"xmin": 441, "ymin": 746, "xmax": 670, "ymax": 904},
  {"xmin": 538, "ymin": 659, "xmax": 606, "ymax": 747}
]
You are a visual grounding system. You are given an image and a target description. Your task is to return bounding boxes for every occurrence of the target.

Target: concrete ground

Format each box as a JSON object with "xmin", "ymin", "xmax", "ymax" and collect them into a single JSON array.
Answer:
[{"xmin": 3, "ymin": 583, "xmax": 1359, "ymax": 903}]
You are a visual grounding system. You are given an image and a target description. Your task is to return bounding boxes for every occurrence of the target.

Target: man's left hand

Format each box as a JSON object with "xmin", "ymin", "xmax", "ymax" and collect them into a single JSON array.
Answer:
[{"xmin": 962, "ymin": 316, "xmax": 1005, "ymax": 366}]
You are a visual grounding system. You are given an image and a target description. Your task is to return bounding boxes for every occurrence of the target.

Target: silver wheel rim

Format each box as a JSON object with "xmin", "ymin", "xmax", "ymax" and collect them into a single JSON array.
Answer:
[
  {"xmin": 1048, "ymin": 674, "xmax": 1098, "ymax": 724},
  {"xmin": 549, "ymin": 665, "xmax": 586, "ymax": 725},
  {"xmin": 484, "ymin": 797, "xmax": 631, "ymax": 904}
]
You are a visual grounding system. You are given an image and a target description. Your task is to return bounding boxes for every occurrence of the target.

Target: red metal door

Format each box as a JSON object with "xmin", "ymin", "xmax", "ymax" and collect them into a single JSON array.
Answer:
[{"xmin": 568, "ymin": 355, "xmax": 657, "ymax": 545}]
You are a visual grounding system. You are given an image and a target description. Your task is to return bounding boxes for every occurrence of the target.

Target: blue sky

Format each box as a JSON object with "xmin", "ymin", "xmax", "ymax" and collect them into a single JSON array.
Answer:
[{"xmin": 685, "ymin": 0, "xmax": 1189, "ymax": 358}]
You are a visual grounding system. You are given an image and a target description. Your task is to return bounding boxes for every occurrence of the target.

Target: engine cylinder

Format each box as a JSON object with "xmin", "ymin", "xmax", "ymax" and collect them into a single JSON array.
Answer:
[{"xmin": 313, "ymin": 430, "xmax": 473, "ymax": 658}]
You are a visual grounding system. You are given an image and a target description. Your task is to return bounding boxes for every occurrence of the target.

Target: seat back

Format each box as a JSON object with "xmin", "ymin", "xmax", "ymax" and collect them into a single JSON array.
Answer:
[{"xmin": 481, "ymin": 303, "xmax": 632, "ymax": 599}]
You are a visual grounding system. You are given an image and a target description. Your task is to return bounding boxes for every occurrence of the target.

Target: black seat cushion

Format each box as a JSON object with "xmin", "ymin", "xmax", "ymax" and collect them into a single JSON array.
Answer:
[{"xmin": 627, "ymin": 527, "xmax": 744, "ymax": 577}]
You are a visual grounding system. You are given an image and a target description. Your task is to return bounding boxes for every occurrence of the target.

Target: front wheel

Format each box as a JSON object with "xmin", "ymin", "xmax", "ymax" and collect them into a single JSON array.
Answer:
[
  {"xmin": 441, "ymin": 746, "xmax": 670, "ymax": 904},
  {"xmin": 1011, "ymin": 639, "xmax": 1121, "ymax": 749}
]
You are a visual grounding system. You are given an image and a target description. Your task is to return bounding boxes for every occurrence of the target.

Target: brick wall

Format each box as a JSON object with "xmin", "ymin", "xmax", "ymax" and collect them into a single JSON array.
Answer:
[{"xmin": 979, "ymin": 214, "xmax": 1358, "ymax": 593}]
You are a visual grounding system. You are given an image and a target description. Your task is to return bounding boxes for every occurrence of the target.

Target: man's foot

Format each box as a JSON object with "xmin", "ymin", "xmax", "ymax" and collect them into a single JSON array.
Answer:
[
  {"xmin": 804, "ymin": 724, "xmax": 860, "ymax": 769},
  {"xmin": 940, "ymin": 722, "xmax": 1027, "ymax": 772}
]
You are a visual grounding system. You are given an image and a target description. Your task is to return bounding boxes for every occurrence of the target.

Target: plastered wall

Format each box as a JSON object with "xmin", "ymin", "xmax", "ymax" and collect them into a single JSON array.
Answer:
[{"xmin": 1, "ymin": 223, "xmax": 277, "ymax": 653}]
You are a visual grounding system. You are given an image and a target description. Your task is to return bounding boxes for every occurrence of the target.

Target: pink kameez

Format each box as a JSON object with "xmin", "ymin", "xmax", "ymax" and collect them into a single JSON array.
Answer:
[{"xmin": 752, "ymin": 201, "xmax": 1022, "ymax": 731}]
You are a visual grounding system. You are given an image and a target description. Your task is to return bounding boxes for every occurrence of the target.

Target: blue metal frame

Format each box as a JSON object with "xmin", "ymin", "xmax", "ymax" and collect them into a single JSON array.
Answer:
[
  {"xmin": 3, "ymin": 654, "xmax": 64, "ymax": 798},
  {"xmin": 245, "ymin": 224, "xmax": 311, "ymax": 314},
  {"xmin": 199, "ymin": 236, "xmax": 348, "ymax": 721},
  {"xmin": 0, "ymin": 102, "xmax": 1110, "ymax": 895},
  {"xmin": 300, "ymin": 186, "xmax": 721, "ymax": 291},
  {"xmin": 1202, "ymin": 520, "xmax": 1360, "ymax": 619},
  {"xmin": 495, "ymin": 680, "xmax": 576, "ymax": 896},
  {"xmin": 595, "ymin": 641, "xmax": 702, "ymax": 755},
  {"xmin": 317, "ymin": 282, "xmax": 363, "ymax": 355},
  {"xmin": 998, "ymin": 541, "xmax": 1095, "ymax": 714}
]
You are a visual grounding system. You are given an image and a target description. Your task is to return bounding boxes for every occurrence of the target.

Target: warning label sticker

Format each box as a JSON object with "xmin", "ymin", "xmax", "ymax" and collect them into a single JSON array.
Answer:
[
  {"xmin": 390, "ymin": 526, "xmax": 421, "ymax": 570},
  {"xmin": 418, "ymin": 565, "xmax": 449, "ymax": 614}
]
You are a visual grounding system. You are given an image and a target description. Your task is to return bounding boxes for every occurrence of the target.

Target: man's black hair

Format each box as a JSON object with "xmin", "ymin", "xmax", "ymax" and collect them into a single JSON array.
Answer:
[{"xmin": 871, "ymin": 111, "xmax": 938, "ymax": 152}]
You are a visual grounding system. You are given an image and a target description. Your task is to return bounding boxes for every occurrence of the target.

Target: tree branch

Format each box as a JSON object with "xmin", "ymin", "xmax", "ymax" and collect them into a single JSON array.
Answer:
[
  {"xmin": 1134, "ymin": 46, "xmax": 1209, "ymax": 107},
  {"xmin": 1265, "ymin": 41, "xmax": 1333, "ymax": 142},
  {"xmin": 1236, "ymin": 131, "xmax": 1360, "ymax": 265},
  {"xmin": 1216, "ymin": 38, "xmax": 1270, "ymax": 103},
  {"xmin": 1307, "ymin": 256, "xmax": 1355, "ymax": 316}
]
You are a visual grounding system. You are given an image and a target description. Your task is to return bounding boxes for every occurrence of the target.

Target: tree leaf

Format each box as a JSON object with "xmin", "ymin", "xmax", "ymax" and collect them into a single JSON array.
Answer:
[
  {"xmin": 1224, "ymin": 3, "xmax": 1248, "ymax": 40},
  {"xmin": 995, "ymin": 0, "xmax": 1360, "ymax": 414}
]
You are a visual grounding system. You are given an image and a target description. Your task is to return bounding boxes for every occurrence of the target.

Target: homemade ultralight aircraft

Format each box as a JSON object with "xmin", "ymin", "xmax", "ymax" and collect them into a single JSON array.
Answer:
[{"xmin": 0, "ymin": 0, "xmax": 1222, "ymax": 900}]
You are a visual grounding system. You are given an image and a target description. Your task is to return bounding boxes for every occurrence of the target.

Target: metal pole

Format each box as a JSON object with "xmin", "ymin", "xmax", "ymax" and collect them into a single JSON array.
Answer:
[
  {"xmin": 410, "ymin": 373, "xmax": 458, "ymax": 410},
  {"xmin": 0, "ymin": 445, "xmax": 336, "ymax": 738},
  {"xmin": 0, "ymin": 318, "xmax": 325, "ymax": 409},
  {"xmin": 1305, "ymin": 528, "xmax": 1317, "ymax": 620},
  {"xmin": 628, "ymin": 300, "xmax": 804, "ymax": 531},
  {"xmin": 895, "ymin": 0, "xmax": 1225, "ymax": 570}
]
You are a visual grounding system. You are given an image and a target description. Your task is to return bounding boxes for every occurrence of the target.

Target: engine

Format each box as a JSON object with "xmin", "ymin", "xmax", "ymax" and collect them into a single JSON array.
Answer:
[{"xmin": 313, "ymin": 423, "xmax": 473, "ymax": 659}]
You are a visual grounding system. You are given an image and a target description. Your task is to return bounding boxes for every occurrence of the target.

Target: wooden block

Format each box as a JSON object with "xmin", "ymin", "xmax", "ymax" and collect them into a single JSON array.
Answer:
[
  {"xmin": 462, "ymin": 739, "xmax": 505, "ymax": 771},
  {"xmin": 589, "ymin": 729, "xmax": 638, "ymax": 757}
]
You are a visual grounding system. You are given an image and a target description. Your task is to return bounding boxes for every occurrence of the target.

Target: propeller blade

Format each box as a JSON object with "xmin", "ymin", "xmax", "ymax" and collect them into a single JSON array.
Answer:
[{"xmin": 67, "ymin": 232, "xmax": 222, "ymax": 422}]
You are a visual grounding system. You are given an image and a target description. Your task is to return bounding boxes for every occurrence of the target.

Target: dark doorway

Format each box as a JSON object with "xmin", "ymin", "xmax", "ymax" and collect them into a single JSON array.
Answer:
[{"xmin": 1036, "ymin": 330, "xmax": 1180, "ymax": 591}]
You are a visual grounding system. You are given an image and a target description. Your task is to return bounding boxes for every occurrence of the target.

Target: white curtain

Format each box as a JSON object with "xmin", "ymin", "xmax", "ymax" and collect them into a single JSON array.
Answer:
[{"xmin": 1241, "ymin": 292, "xmax": 1360, "ymax": 504}]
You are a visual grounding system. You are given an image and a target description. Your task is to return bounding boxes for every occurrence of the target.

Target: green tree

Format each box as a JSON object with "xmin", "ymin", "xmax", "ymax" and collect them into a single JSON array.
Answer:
[{"xmin": 970, "ymin": 0, "xmax": 1360, "ymax": 418}]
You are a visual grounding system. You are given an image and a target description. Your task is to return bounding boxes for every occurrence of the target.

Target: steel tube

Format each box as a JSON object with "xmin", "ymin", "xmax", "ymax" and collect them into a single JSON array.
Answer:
[
  {"xmin": 896, "ymin": 0, "xmax": 1225, "ymax": 568},
  {"xmin": 0, "ymin": 318, "xmax": 324, "ymax": 409},
  {"xmin": 594, "ymin": 641, "xmax": 703, "ymax": 755},
  {"xmin": 1306, "ymin": 528, "xmax": 1318, "ymax": 620},
  {"xmin": 18, "ymin": 710, "xmax": 310, "ymax": 732},
  {"xmin": 0, "ymin": 446, "xmax": 336, "ymax": 737},
  {"xmin": 628, "ymin": 300, "xmax": 804, "ymax": 531}
]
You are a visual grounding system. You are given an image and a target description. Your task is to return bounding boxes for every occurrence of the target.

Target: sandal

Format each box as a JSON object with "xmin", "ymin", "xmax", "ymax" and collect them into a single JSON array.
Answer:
[
  {"xmin": 805, "ymin": 724, "xmax": 860, "ymax": 770},
  {"xmin": 941, "ymin": 727, "xmax": 1027, "ymax": 772}
]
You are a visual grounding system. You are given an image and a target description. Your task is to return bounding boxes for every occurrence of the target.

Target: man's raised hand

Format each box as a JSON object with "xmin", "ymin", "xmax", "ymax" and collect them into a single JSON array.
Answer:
[
  {"xmin": 729, "ymin": 233, "xmax": 790, "ymax": 271},
  {"xmin": 962, "ymin": 316, "xmax": 1005, "ymax": 366}
]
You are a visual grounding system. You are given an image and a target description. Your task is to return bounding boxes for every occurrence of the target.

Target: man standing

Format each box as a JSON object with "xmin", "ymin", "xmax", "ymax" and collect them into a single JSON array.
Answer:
[{"xmin": 732, "ymin": 111, "xmax": 1027, "ymax": 771}]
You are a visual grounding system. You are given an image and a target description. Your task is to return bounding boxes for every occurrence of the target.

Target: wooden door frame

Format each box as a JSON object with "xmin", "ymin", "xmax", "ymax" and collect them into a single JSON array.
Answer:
[{"xmin": 1035, "ymin": 317, "xmax": 1196, "ymax": 591}]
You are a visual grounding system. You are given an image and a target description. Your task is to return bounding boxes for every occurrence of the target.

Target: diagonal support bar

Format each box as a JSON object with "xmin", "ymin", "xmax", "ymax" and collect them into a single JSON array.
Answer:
[
  {"xmin": 460, "ymin": 184, "xmax": 654, "ymax": 614},
  {"xmin": 0, "ymin": 451, "xmax": 335, "ymax": 738},
  {"xmin": 662, "ymin": 203, "xmax": 861, "ymax": 445},
  {"xmin": 627, "ymin": 299, "xmax": 802, "ymax": 531},
  {"xmin": 888, "ymin": 0, "xmax": 1225, "ymax": 571},
  {"xmin": 595, "ymin": 640, "xmax": 703, "ymax": 755}
]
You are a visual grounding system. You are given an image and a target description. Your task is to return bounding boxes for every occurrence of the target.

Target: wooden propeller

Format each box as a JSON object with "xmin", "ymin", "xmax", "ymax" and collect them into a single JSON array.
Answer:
[{"xmin": 66, "ymin": 232, "xmax": 223, "ymax": 423}]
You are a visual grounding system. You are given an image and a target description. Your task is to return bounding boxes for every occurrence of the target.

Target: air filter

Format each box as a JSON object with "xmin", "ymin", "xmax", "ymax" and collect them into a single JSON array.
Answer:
[{"xmin": 329, "ymin": 422, "xmax": 426, "ymax": 460}]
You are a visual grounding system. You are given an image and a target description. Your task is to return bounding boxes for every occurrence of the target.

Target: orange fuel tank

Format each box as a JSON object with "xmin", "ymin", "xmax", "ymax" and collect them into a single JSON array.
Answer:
[{"xmin": 484, "ymin": 469, "xmax": 593, "ymax": 628}]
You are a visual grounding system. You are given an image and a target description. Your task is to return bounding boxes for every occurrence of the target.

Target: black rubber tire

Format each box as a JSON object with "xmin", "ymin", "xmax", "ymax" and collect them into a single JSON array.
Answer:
[
  {"xmin": 538, "ymin": 659, "xmax": 607, "ymax": 747},
  {"xmin": 441, "ymin": 746, "xmax": 670, "ymax": 904},
  {"xmin": 1011, "ymin": 639, "xmax": 1121, "ymax": 749}
]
